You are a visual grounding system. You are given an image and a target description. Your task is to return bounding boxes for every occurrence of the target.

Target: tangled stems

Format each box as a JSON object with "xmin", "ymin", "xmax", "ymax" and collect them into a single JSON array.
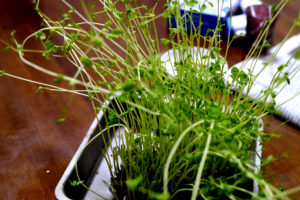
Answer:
[
  {"xmin": 2, "ymin": 0, "xmax": 300, "ymax": 199},
  {"xmin": 163, "ymin": 120, "xmax": 205, "ymax": 195}
]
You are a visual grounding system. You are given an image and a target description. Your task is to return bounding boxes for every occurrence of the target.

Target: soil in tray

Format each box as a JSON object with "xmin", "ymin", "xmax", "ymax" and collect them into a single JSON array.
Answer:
[{"xmin": 110, "ymin": 155, "xmax": 254, "ymax": 200}]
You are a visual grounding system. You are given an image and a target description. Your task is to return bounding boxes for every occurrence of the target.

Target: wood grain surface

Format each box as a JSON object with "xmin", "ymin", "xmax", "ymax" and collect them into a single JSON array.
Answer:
[{"xmin": 0, "ymin": 0, "xmax": 299, "ymax": 199}]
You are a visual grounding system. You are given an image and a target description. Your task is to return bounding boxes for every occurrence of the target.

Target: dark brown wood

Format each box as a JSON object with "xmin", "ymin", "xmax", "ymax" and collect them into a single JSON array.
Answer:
[
  {"xmin": 0, "ymin": 1, "xmax": 95, "ymax": 200},
  {"xmin": 261, "ymin": 0, "xmax": 300, "ymax": 198},
  {"xmin": 0, "ymin": 0, "xmax": 299, "ymax": 199}
]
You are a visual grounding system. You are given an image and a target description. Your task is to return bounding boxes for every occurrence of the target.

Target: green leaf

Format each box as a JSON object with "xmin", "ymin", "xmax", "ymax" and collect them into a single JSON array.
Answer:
[
  {"xmin": 56, "ymin": 118, "xmax": 65, "ymax": 125},
  {"xmin": 91, "ymin": 36, "xmax": 103, "ymax": 47},
  {"xmin": 94, "ymin": 106, "xmax": 100, "ymax": 112},
  {"xmin": 54, "ymin": 73, "xmax": 64, "ymax": 84},
  {"xmin": 16, "ymin": 45, "xmax": 22, "ymax": 53},
  {"xmin": 36, "ymin": 86, "xmax": 50, "ymax": 95},
  {"xmin": 277, "ymin": 64, "xmax": 287, "ymax": 71},
  {"xmin": 49, "ymin": 28, "xmax": 56, "ymax": 37},
  {"xmin": 61, "ymin": 42, "xmax": 72, "ymax": 53},
  {"xmin": 91, "ymin": 13, "xmax": 97, "ymax": 19},
  {"xmin": 87, "ymin": 92, "xmax": 94, "ymax": 101},
  {"xmin": 185, "ymin": 0, "xmax": 198, "ymax": 7},
  {"xmin": 45, "ymin": 40, "xmax": 57, "ymax": 53},
  {"xmin": 69, "ymin": 180, "xmax": 83, "ymax": 187},
  {"xmin": 10, "ymin": 30, "xmax": 16, "ymax": 37},
  {"xmin": 271, "ymin": 91, "xmax": 276, "ymax": 98},
  {"xmin": 35, "ymin": 31, "xmax": 46, "ymax": 40},
  {"xmin": 108, "ymin": 27, "xmax": 124, "ymax": 39},
  {"xmin": 122, "ymin": 80, "xmax": 135, "ymax": 92},
  {"xmin": 70, "ymin": 180, "xmax": 77, "ymax": 187},
  {"xmin": 263, "ymin": 42, "xmax": 272, "ymax": 48},
  {"xmin": 238, "ymin": 72, "xmax": 249, "ymax": 84},
  {"xmin": 286, "ymin": 77, "xmax": 290, "ymax": 84},
  {"xmin": 60, "ymin": 108, "xmax": 67, "ymax": 115},
  {"xmin": 3, "ymin": 46, "xmax": 11, "ymax": 51},
  {"xmin": 151, "ymin": 192, "xmax": 170, "ymax": 200},
  {"xmin": 108, "ymin": 110, "xmax": 118, "ymax": 124},
  {"xmin": 231, "ymin": 67, "xmax": 239, "ymax": 75},
  {"xmin": 80, "ymin": 56, "xmax": 93, "ymax": 66},
  {"xmin": 160, "ymin": 38, "xmax": 170, "ymax": 46},
  {"xmin": 115, "ymin": 10, "xmax": 124, "ymax": 23},
  {"xmin": 202, "ymin": 55, "xmax": 209, "ymax": 59},
  {"xmin": 0, "ymin": 69, "xmax": 6, "ymax": 77},
  {"xmin": 62, "ymin": 13, "xmax": 69, "ymax": 20},
  {"xmin": 126, "ymin": 175, "xmax": 143, "ymax": 191},
  {"xmin": 292, "ymin": 48, "xmax": 300, "ymax": 59},
  {"xmin": 39, "ymin": 32, "xmax": 46, "ymax": 40},
  {"xmin": 200, "ymin": 4, "xmax": 206, "ymax": 12},
  {"xmin": 213, "ymin": 47, "xmax": 221, "ymax": 53},
  {"xmin": 107, "ymin": 34, "xmax": 119, "ymax": 39},
  {"xmin": 70, "ymin": 32, "xmax": 80, "ymax": 42},
  {"xmin": 89, "ymin": 2, "xmax": 96, "ymax": 9},
  {"xmin": 146, "ymin": 12, "xmax": 155, "ymax": 17},
  {"xmin": 262, "ymin": 155, "xmax": 275, "ymax": 165},
  {"xmin": 126, "ymin": 9, "xmax": 133, "ymax": 15},
  {"xmin": 105, "ymin": 20, "xmax": 113, "ymax": 27},
  {"xmin": 294, "ymin": 11, "xmax": 300, "ymax": 27},
  {"xmin": 210, "ymin": 51, "xmax": 215, "ymax": 59},
  {"xmin": 278, "ymin": 185, "xmax": 286, "ymax": 192},
  {"xmin": 271, "ymin": 3, "xmax": 279, "ymax": 15},
  {"xmin": 169, "ymin": 28, "xmax": 180, "ymax": 34},
  {"xmin": 68, "ymin": 8, "xmax": 75, "ymax": 14},
  {"xmin": 42, "ymin": 52, "xmax": 50, "ymax": 60}
]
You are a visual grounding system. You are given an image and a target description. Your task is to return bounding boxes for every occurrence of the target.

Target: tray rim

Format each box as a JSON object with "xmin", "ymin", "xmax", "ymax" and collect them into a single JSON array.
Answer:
[{"xmin": 55, "ymin": 105, "xmax": 107, "ymax": 200}]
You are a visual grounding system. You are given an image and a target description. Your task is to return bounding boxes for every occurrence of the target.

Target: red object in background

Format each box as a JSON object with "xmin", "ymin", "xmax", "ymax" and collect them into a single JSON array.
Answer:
[{"xmin": 246, "ymin": 4, "xmax": 277, "ymax": 46}]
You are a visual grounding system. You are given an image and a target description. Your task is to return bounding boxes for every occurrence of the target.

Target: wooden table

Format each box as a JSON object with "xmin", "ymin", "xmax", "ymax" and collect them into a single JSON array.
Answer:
[{"xmin": 0, "ymin": 0, "xmax": 299, "ymax": 199}]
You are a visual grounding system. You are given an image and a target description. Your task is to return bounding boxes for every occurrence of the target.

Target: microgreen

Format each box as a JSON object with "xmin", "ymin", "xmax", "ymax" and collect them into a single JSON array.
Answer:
[
  {"xmin": 80, "ymin": 56, "xmax": 93, "ymax": 67},
  {"xmin": 54, "ymin": 73, "xmax": 64, "ymax": 84},
  {"xmin": 56, "ymin": 118, "xmax": 65, "ymax": 125},
  {"xmin": 0, "ymin": 69, "xmax": 6, "ymax": 77}
]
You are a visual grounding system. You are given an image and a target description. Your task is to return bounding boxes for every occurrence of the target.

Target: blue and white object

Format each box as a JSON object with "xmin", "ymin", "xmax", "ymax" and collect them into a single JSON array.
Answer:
[
  {"xmin": 168, "ymin": 0, "xmax": 240, "ymax": 37},
  {"xmin": 240, "ymin": 0, "xmax": 262, "ymax": 12},
  {"xmin": 225, "ymin": 13, "xmax": 247, "ymax": 39}
]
